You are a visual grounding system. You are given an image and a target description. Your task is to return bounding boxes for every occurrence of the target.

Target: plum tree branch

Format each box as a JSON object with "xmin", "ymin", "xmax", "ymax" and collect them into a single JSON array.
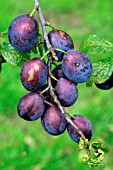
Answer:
[
  {"xmin": 34, "ymin": 0, "xmax": 86, "ymax": 141},
  {"xmin": 34, "ymin": 0, "xmax": 58, "ymax": 61}
]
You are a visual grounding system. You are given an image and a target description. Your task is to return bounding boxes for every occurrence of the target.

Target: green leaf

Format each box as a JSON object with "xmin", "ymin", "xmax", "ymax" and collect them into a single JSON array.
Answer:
[
  {"xmin": 0, "ymin": 30, "xmax": 8, "ymax": 38},
  {"xmin": 79, "ymin": 34, "xmax": 113, "ymax": 54},
  {"xmin": 101, "ymin": 147, "xmax": 110, "ymax": 153},
  {"xmin": 37, "ymin": 35, "xmax": 44, "ymax": 57},
  {"xmin": 0, "ymin": 42, "xmax": 31, "ymax": 66},
  {"xmin": 86, "ymin": 57, "xmax": 113, "ymax": 86},
  {"xmin": 92, "ymin": 141, "xmax": 110, "ymax": 153},
  {"xmin": 79, "ymin": 138, "xmax": 85, "ymax": 150},
  {"xmin": 0, "ymin": 63, "xmax": 2, "ymax": 73},
  {"xmin": 38, "ymin": 44, "xmax": 44, "ymax": 57},
  {"xmin": 81, "ymin": 140, "xmax": 110, "ymax": 168},
  {"xmin": 92, "ymin": 141, "xmax": 103, "ymax": 150},
  {"xmin": 31, "ymin": 46, "xmax": 38, "ymax": 54}
]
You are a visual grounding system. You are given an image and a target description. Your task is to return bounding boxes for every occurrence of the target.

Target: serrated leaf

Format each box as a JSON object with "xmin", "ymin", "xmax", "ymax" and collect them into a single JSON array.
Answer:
[
  {"xmin": 86, "ymin": 57, "xmax": 113, "ymax": 86},
  {"xmin": 0, "ymin": 42, "xmax": 31, "ymax": 66},
  {"xmin": 79, "ymin": 34, "xmax": 113, "ymax": 54}
]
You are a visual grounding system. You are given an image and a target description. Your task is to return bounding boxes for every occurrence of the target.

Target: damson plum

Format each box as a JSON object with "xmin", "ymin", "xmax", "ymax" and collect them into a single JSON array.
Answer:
[
  {"xmin": 52, "ymin": 64, "xmax": 66, "ymax": 80},
  {"xmin": 62, "ymin": 50, "xmax": 92, "ymax": 83},
  {"xmin": 67, "ymin": 114, "xmax": 93, "ymax": 143},
  {"xmin": 20, "ymin": 58, "xmax": 48, "ymax": 92},
  {"xmin": 52, "ymin": 64, "xmax": 66, "ymax": 87},
  {"xmin": 17, "ymin": 92, "xmax": 45, "ymax": 121},
  {"xmin": 47, "ymin": 29, "xmax": 74, "ymax": 61},
  {"xmin": 55, "ymin": 78, "xmax": 78, "ymax": 107},
  {"xmin": 95, "ymin": 73, "xmax": 113, "ymax": 90},
  {"xmin": 8, "ymin": 14, "xmax": 39, "ymax": 52},
  {"xmin": 41, "ymin": 105, "xmax": 67, "ymax": 135}
]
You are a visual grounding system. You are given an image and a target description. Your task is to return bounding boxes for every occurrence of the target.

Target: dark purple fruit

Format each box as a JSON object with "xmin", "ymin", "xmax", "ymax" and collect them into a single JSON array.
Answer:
[
  {"xmin": 41, "ymin": 105, "xmax": 67, "ymax": 135},
  {"xmin": 52, "ymin": 64, "xmax": 66, "ymax": 87},
  {"xmin": 62, "ymin": 50, "xmax": 92, "ymax": 83},
  {"xmin": 17, "ymin": 92, "xmax": 45, "ymax": 121},
  {"xmin": 20, "ymin": 58, "xmax": 48, "ymax": 92},
  {"xmin": 67, "ymin": 114, "xmax": 93, "ymax": 143},
  {"xmin": 47, "ymin": 29, "xmax": 74, "ymax": 61},
  {"xmin": 95, "ymin": 73, "xmax": 113, "ymax": 90},
  {"xmin": 55, "ymin": 78, "xmax": 78, "ymax": 107},
  {"xmin": 8, "ymin": 14, "xmax": 39, "ymax": 52}
]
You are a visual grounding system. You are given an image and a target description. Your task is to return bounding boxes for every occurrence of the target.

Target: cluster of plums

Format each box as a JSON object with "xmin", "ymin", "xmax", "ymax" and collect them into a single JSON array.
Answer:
[{"xmin": 8, "ymin": 13, "xmax": 95, "ymax": 143}]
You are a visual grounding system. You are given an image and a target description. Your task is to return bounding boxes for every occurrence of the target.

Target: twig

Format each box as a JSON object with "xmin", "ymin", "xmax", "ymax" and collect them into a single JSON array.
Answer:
[
  {"xmin": 34, "ymin": 0, "xmax": 58, "ymax": 61},
  {"xmin": 34, "ymin": 0, "xmax": 86, "ymax": 141}
]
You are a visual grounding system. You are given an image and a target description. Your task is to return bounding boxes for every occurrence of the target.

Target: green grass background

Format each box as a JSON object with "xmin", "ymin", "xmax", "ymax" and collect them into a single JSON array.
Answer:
[{"xmin": 0, "ymin": 0, "xmax": 113, "ymax": 169}]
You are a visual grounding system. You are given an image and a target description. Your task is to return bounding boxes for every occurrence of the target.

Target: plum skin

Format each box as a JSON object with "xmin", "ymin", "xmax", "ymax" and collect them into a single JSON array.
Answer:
[
  {"xmin": 46, "ymin": 29, "xmax": 74, "ymax": 61},
  {"xmin": 20, "ymin": 58, "xmax": 48, "ymax": 92},
  {"xmin": 41, "ymin": 105, "xmax": 67, "ymax": 135},
  {"xmin": 55, "ymin": 78, "xmax": 78, "ymax": 107},
  {"xmin": 8, "ymin": 14, "xmax": 39, "ymax": 52},
  {"xmin": 62, "ymin": 50, "xmax": 92, "ymax": 83},
  {"xmin": 51, "ymin": 64, "xmax": 66, "ymax": 87},
  {"xmin": 67, "ymin": 114, "xmax": 93, "ymax": 143},
  {"xmin": 17, "ymin": 92, "xmax": 45, "ymax": 121}
]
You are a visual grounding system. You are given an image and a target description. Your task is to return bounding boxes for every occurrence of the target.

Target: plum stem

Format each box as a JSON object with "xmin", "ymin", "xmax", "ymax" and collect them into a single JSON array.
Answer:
[
  {"xmin": 40, "ymin": 86, "xmax": 50, "ymax": 95},
  {"xmin": 46, "ymin": 22, "xmax": 55, "ymax": 30},
  {"xmin": 44, "ymin": 100, "xmax": 53, "ymax": 107},
  {"xmin": 49, "ymin": 72, "xmax": 58, "ymax": 82},
  {"xmin": 54, "ymin": 48, "xmax": 68, "ymax": 54},
  {"xmin": 41, "ymin": 49, "xmax": 50, "ymax": 60},
  {"xmin": 41, "ymin": 48, "xmax": 67, "ymax": 60},
  {"xmin": 30, "ymin": 8, "xmax": 36, "ymax": 17}
]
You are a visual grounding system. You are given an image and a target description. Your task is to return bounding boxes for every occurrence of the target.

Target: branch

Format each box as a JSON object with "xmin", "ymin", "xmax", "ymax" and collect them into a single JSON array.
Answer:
[
  {"xmin": 34, "ymin": 0, "xmax": 58, "ymax": 61},
  {"xmin": 34, "ymin": 0, "xmax": 86, "ymax": 141}
]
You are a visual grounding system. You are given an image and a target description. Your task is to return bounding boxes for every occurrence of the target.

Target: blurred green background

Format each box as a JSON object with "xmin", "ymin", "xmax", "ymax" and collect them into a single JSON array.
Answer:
[{"xmin": 0, "ymin": 0, "xmax": 113, "ymax": 169}]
